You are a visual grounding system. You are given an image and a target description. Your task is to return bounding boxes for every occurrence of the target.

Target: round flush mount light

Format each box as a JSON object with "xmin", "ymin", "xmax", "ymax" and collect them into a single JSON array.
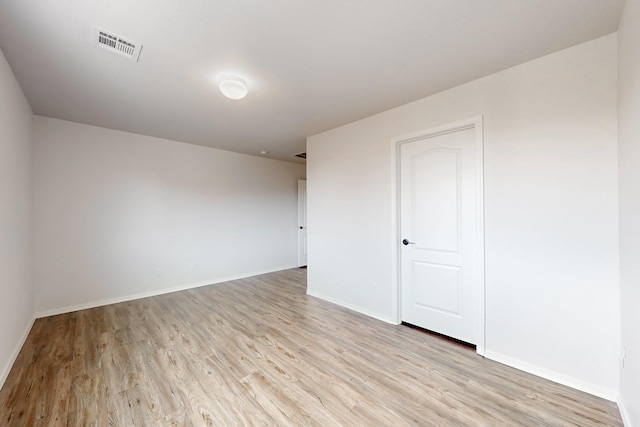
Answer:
[{"xmin": 219, "ymin": 77, "xmax": 248, "ymax": 100}]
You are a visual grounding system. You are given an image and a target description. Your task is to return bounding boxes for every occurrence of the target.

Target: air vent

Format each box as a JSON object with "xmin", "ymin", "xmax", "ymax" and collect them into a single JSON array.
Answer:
[
  {"xmin": 294, "ymin": 152, "xmax": 307, "ymax": 159},
  {"xmin": 93, "ymin": 27, "xmax": 142, "ymax": 62}
]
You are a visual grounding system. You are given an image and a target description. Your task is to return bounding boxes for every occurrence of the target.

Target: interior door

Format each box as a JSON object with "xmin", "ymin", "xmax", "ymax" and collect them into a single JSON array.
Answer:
[
  {"xmin": 298, "ymin": 180, "xmax": 307, "ymax": 267},
  {"xmin": 400, "ymin": 126, "xmax": 480, "ymax": 344}
]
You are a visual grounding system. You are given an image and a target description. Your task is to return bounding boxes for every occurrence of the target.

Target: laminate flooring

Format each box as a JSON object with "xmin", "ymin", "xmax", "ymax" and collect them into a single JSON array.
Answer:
[{"xmin": 0, "ymin": 268, "xmax": 623, "ymax": 426}]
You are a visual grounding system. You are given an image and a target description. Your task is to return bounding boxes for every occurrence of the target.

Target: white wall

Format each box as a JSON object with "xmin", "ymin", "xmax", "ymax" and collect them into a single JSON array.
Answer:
[
  {"xmin": 618, "ymin": 0, "xmax": 640, "ymax": 424},
  {"xmin": 33, "ymin": 117, "xmax": 305, "ymax": 315},
  {"xmin": 0, "ymin": 48, "xmax": 34, "ymax": 386},
  {"xmin": 307, "ymin": 35, "xmax": 619, "ymax": 399}
]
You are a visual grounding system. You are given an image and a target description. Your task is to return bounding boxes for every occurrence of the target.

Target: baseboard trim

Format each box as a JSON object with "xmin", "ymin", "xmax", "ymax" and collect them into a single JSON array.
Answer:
[
  {"xmin": 0, "ymin": 315, "xmax": 36, "ymax": 391},
  {"xmin": 306, "ymin": 290, "xmax": 397, "ymax": 325},
  {"xmin": 36, "ymin": 265, "xmax": 298, "ymax": 319},
  {"xmin": 484, "ymin": 350, "xmax": 617, "ymax": 402},
  {"xmin": 618, "ymin": 395, "xmax": 633, "ymax": 427}
]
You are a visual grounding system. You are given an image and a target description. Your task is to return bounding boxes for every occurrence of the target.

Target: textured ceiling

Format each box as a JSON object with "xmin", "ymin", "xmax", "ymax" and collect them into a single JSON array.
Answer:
[{"xmin": 0, "ymin": 0, "xmax": 624, "ymax": 163}]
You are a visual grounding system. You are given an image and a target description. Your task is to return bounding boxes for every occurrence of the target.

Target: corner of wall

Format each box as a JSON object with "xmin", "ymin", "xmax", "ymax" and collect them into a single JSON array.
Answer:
[
  {"xmin": 618, "ymin": 395, "xmax": 633, "ymax": 427},
  {"xmin": 0, "ymin": 46, "xmax": 37, "ymax": 392},
  {"xmin": 0, "ymin": 316, "xmax": 35, "ymax": 389}
]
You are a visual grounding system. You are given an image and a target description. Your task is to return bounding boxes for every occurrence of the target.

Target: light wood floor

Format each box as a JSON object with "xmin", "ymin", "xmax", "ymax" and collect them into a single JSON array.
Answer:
[{"xmin": 1, "ymin": 268, "xmax": 622, "ymax": 426}]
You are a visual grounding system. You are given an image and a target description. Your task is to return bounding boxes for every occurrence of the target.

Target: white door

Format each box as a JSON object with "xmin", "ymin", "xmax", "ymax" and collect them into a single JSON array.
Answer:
[
  {"xmin": 400, "ymin": 125, "xmax": 482, "ymax": 344},
  {"xmin": 297, "ymin": 180, "xmax": 307, "ymax": 267}
]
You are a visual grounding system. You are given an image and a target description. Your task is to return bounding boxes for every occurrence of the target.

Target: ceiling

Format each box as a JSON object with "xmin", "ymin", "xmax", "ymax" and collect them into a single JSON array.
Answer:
[{"xmin": 0, "ymin": 1, "xmax": 624, "ymax": 163}]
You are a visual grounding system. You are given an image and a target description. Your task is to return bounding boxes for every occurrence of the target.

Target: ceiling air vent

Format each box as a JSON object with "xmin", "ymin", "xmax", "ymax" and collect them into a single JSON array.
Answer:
[
  {"xmin": 294, "ymin": 152, "xmax": 307, "ymax": 159},
  {"xmin": 93, "ymin": 27, "xmax": 142, "ymax": 62}
]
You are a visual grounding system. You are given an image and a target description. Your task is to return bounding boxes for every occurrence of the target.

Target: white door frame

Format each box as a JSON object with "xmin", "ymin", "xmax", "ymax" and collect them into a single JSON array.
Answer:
[
  {"xmin": 390, "ymin": 116, "xmax": 486, "ymax": 356},
  {"xmin": 297, "ymin": 179, "xmax": 307, "ymax": 267}
]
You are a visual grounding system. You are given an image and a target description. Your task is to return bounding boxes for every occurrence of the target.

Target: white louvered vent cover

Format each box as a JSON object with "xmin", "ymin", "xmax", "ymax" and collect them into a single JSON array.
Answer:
[{"xmin": 93, "ymin": 27, "xmax": 142, "ymax": 61}]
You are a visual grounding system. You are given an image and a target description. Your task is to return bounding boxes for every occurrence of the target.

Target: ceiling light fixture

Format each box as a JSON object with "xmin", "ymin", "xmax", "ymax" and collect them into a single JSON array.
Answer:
[{"xmin": 219, "ymin": 77, "xmax": 248, "ymax": 100}]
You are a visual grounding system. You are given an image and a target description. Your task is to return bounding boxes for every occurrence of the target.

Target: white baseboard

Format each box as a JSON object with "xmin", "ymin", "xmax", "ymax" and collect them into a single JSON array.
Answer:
[
  {"xmin": 36, "ymin": 265, "xmax": 298, "ymax": 319},
  {"xmin": 0, "ymin": 315, "xmax": 36, "ymax": 391},
  {"xmin": 306, "ymin": 289, "xmax": 397, "ymax": 325},
  {"xmin": 484, "ymin": 350, "xmax": 617, "ymax": 402},
  {"xmin": 618, "ymin": 395, "xmax": 633, "ymax": 427}
]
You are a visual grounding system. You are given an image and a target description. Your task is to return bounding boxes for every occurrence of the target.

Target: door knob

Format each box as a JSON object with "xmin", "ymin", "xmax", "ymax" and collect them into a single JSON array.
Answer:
[{"xmin": 402, "ymin": 239, "xmax": 415, "ymax": 245}]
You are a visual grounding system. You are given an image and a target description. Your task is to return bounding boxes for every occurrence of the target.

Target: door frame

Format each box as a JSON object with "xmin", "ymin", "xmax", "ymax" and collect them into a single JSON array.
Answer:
[
  {"xmin": 297, "ymin": 179, "xmax": 307, "ymax": 267},
  {"xmin": 390, "ymin": 116, "xmax": 486, "ymax": 356}
]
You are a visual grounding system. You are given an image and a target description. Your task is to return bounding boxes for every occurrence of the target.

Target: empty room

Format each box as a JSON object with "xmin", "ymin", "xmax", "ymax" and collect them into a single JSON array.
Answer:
[{"xmin": 1, "ymin": 0, "xmax": 639, "ymax": 425}]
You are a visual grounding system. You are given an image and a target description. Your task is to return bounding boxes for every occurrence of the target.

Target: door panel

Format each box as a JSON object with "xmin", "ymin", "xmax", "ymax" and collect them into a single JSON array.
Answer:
[
  {"xmin": 413, "ymin": 149, "xmax": 460, "ymax": 253},
  {"xmin": 412, "ymin": 262, "xmax": 461, "ymax": 315},
  {"xmin": 400, "ymin": 126, "xmax": 479, "ymax": 344}
]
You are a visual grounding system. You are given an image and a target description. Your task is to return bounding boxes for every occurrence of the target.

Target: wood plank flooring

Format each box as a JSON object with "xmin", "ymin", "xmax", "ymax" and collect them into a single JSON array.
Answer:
[{"xmin": 0, "ymin": 268, "xmax": 622, "ymax": 426}]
